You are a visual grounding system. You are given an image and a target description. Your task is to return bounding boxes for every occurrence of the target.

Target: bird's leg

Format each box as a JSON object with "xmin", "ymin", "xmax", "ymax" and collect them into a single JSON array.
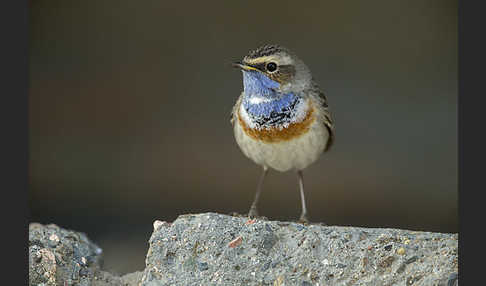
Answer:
[
  {"xmin": 248, "ymin": 166, "xmax": 268, "ymax": 218},
  {"xmin": 297, "ymin": 170, "xmax": 309, "ymax": 223}
]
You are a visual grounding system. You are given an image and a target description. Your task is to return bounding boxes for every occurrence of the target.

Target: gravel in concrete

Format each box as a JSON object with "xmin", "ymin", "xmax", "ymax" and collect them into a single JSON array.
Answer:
[
  {"xmin": 29, "ymin": 213, "xmax": 458, "ymax": 286},
  {"xmin": 141, "ymin": 212, "xmax": 458, "ymax": 286}
]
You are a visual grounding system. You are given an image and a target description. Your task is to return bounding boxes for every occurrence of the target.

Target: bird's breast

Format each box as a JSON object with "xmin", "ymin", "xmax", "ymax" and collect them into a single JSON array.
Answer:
[{"xmin": 238, "ymin": 98, "xmax": 316, "ymax": 143}]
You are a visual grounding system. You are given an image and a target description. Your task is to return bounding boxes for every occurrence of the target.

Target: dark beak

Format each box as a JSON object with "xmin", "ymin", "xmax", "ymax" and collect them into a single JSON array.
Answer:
[
  {"xmin": 231, "ymin": 61, "xmax": 258, "ymax": 71},
  {"xmin": 232, "ymin": 61, "xmax": 244, "ymax": 69}
]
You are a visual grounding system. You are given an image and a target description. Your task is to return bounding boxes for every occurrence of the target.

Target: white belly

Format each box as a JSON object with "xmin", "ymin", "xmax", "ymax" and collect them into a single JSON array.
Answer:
[{"xmin": 233, "ymin": 116, "xmax": 329, "ymax": 172}]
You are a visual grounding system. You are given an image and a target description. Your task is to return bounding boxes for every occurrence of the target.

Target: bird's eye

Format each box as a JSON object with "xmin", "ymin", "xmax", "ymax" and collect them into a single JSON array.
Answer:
[{"xmin": 266, "ymin": 62, "xmax": 278, "ymax": 72}]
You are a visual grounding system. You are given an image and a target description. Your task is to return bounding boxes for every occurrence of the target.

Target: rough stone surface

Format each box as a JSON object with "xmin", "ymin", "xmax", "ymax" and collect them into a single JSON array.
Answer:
[
  {"xmin": 28, "ymin": 223, "xmax": 142, "ymax": 286},
  {"xmin": 141, "ymin": 213, "xmax": 458, "ymax": 286},
  {"xmin": 29, "ymin": 213, "xmax": 458, "ymax": 286}
]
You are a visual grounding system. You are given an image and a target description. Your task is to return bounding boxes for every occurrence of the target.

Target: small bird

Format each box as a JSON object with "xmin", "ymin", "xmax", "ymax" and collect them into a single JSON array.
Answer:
[{"xmin": 231, "ymin": 44, "xmax": 335, "ymax": 223}]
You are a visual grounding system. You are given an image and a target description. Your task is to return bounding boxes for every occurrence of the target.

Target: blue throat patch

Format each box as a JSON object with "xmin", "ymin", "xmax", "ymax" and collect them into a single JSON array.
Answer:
[{"xmin": 242, "ymin": 71, "xmax": 299, "ymax": 120}]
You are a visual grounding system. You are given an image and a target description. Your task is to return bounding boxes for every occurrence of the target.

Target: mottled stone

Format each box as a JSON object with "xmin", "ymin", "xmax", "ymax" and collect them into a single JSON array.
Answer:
[
  {"xmin": 28, "ymin": 223, "xmax": 142, "ymax": 286},
  {"xmin": 29, "ymin": 214, "xmax": 458, "ymax": 286},
  {"xmin": 29, "ymin": 223, "xmax": 104, "ymax": 286},
  {"xmin": 140, "ymin": 212, "xmax": 458, "ymax": 286}
]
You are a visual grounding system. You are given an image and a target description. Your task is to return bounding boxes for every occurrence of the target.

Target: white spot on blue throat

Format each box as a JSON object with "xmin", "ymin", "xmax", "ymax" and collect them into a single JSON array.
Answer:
[{"xmin": 242, "ymin": 70, "xmax": 299, "ymax": 118}]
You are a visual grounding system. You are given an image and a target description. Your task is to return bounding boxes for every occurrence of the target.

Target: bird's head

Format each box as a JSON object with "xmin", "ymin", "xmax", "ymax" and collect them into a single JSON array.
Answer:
[{"xmin": 233, "ymin": 44, "xmax": 312, "ymax": 96}]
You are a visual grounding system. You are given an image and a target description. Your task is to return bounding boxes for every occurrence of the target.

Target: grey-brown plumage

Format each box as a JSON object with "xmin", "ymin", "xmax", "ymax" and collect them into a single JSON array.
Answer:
[
  {"xmin": 231, "ymin": 44, "xmax": 335, "ymax": 223},
  {"xmin": 244, "ymin": 44, "xmax": 289, "ymax": 60},
  {"xmin": 311, "ymin": 83, "xmax": 335, "ymax": 152}
]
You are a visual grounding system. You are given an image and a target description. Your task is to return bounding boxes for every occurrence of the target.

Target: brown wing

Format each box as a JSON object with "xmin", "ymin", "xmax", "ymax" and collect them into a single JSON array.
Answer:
[
  {"xmin": 313, "ymin": 83, "xmax": 335, "ymax": 152},
  {"xmin": 323, "ymin": 111, "xmax": 335, "ymax": 152}
]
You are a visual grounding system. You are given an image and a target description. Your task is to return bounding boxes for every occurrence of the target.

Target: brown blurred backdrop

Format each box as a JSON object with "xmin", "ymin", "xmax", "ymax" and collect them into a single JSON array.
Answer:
[{"xmin": 29, "ymin": 0, "xmax": 457, "ymax": 275}]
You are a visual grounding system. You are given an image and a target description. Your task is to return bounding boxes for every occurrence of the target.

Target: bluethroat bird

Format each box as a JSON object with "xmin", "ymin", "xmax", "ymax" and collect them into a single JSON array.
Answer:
[{"xmin": 231, "ymin": 44, "xmax": 335, "ymax": 223}]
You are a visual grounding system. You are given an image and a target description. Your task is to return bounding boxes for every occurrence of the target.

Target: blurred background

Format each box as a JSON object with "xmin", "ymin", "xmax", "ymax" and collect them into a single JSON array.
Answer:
[{"xmin": 29, "ymin": 0, "xmax": 457, "ymax": 275}]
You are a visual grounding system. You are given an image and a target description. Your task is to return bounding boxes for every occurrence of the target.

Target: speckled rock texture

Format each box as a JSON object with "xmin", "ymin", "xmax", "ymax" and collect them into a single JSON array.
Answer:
[
  {"xmin": 28, "ymin": 223, "xmax": 142, "ymax": 286},
  {"xmin": 29, "ymin": 213, "xmax": 458, "ymax": 286},
  {"xmin": 141, "ymin": 213, "xmax": 458, "ymax": 286}
]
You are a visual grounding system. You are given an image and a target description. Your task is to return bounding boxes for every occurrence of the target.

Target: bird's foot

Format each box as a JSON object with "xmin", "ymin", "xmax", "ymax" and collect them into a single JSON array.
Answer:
[
  {"xmin": 298, "ymin": 213, "xmax": 310, "ymax": 225},
  {"xmin": 248, "ymin": 205, "xmax": 259, "ymax": 218},
  {"xmin": 247, "ymin": 206, "xmax": 268, "ymax": 221}
]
